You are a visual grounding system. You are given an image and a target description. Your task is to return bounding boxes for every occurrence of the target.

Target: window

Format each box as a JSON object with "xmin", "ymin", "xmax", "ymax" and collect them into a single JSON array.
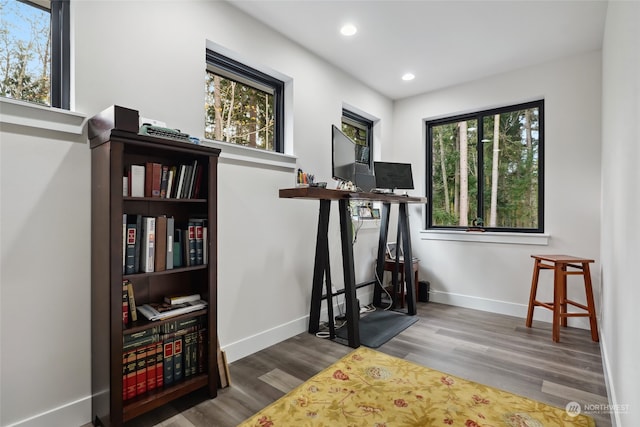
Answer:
[
  {"xmin": 0, "ymin": 0, "xmax": 70, "ymax": 109},
  {"xmin": 341, "ymin": 109, "xmax": 373, "ymax": 169},
  {"xmin": 426, "ymin": 100, "xmax": 544, "ymax": 232},
  {"xmin": 205, "ymin": 49, "xmax": 284, "ymax": 152}
]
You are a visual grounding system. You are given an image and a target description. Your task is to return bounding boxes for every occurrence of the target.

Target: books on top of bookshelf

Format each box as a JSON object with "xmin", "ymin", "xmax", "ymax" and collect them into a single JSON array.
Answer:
[{"xmin": 137, "ymin": 299, "xmax": 208, "ymax": 321}]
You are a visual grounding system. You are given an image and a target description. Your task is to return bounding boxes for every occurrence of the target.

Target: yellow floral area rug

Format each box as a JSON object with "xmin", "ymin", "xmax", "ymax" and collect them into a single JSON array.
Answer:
[{"xmin": 237, "ymin": 346, "xmax": 595, "ymax": 427}]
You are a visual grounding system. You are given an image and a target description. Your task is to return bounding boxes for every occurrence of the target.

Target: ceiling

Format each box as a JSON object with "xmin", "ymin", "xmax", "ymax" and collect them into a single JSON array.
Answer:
[{"xmin": 226, "ymin": 0, "xmax": 609, "ymax": 100}]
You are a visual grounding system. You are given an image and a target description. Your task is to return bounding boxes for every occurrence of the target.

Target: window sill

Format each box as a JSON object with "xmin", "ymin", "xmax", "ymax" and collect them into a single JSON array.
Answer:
[
  {"xmin": 200, "ymin": 139, "xmax": 297, "ymax": 171},
  {"xmin": 420, "ymin": 229, "xmax": 550, "ymax": 245},
  {"xmin": 0, "ymin": 97, "xmax": 85, "ymax": 135}
]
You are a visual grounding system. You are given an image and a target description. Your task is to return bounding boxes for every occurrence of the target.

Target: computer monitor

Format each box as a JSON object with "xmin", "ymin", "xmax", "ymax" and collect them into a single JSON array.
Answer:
[
  {"xmin": 374, "ymin": 162, "xmax": 414, "ymax": 190},
  {"xmin": 331, "ymin": 125, "xmax": 356, "ymax": 184}
]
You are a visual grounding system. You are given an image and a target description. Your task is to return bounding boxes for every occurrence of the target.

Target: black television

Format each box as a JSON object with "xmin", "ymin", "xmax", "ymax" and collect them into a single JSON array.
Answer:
[
  {"xmin": 331, "ymin": 125, "xmax": 356, "ymax": 184},
  {"xmin": 374, "ymin": 161, "xmax": 414, "ymax": 190}
]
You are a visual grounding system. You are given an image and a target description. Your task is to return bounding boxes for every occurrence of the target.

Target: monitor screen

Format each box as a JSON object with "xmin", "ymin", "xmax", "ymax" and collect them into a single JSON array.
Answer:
[
  {"xmin": 332, "ymin": 125, "xmax": 356, "ymax": 183},
  {"xmin": 374, "ymin": 162, "xmax": 414, "ymax": 190}
]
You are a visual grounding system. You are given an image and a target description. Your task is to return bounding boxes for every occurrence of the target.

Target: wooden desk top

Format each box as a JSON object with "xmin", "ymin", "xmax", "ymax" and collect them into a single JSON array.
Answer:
[
  {"xmin": 279, "ymin": 187, "xmax": 427, "ymax": 203},
  {"xmin": 531, "ymin": 254, "xmax": 595, "ymax": 264}
]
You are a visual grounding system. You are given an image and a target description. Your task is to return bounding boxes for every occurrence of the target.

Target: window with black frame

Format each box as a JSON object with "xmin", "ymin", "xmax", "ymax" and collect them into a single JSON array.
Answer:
[
  {"xmin": 205, "ymin": 49, "xmax": 284, "ymax": 152},
  {"xmin": 0, "ymin": 0, "xmax": 70, "ymax": 109},
  {"xmin": 426, "ymin": 100, "xmax": 544, "ymax": 232},
  {"xmin": 341, "ymin": 109, "xmax": 373, "ymax": 170}
]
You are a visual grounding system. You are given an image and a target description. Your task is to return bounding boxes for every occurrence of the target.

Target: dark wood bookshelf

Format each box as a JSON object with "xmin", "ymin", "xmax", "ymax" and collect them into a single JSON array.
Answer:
[{"xmin": 90, "ymin": 123, "xmax": 220, "ymax": 426}]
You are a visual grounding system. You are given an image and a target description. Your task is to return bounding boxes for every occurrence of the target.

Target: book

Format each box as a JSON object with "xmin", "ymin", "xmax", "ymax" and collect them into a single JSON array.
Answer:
[
  {"xmin": 155, "ymin": 215, "xmax": 167, "ymax": 272},
  {"xmin": 135, "ymin": 346, "xmax": 147, "ymax": 395},
  {"xmin": 194, "ymin": 219, "xmax": 204, "ymax": 265},
  {"xmin": 173, "ymin": 228, "xmax": 183, "ymax": 268},
  {"xmin": 122, "ymin": 352, "xmax": 128, "ymax": 401},
  {"xmin": 175, "ymin": 165, "xmax": 186, "ymax": 199},
  {"xmin": 166, "ymin": 216, "xmax": 174, "ymax": 270},
  {"xmin": 140, "ymin": 216, "xmax": 155, "ymax": 273},
  {"xmin": 123, "ymin": 326, "xmax": 159, "ymax": 345},
  {"xmin": 187, "ymin": 220, "xmax": 196, "ymax": 266},
  {"xmin": 137, "ymin": 300, "xmax": 207, "ymax": 321},
  {"xmin": 166, "ymin": 166, "xmax": 177, "ymax": 198},
  {"xmin": 173, "ymin": 336, "xmax": 183, "ymax": 382},
  {"xmin": 124, "ymin": 218, "xmax": 137, "ymax": 274},
  {"xmin": 126, "ymin": 281, "xmax": 137, "ymax": 322},
  {"xmin": 159, "ymin": 165, "xmax": 169, "ymax": 198},
  {"xmin": 202, "ymin": 226, "xmax": 208, "ymax": 265},
  {"xmin": 163, "ymin": 337, "xmax": 174, "ymax": 386},
  {"xmin": 155, "ymin": 342, "xmax": 163, "ymax": 388},
  {"xmin": 145, "ymin": 162, "xmax": 162, "ymax": 198},
  {"xmin": 124, "ymin": 350, "xmax": 137, "ymax": 400},
  {"xmin": 129, "ymin": 164, "xmax": 145, "ymax": 197},
  {"xmin": 122, "ymin": 281, "xmax": 129, "ymax": 326},
  {"xmin": 164, "ymin": 294, "xmax": 201, "ymax": 305},
  {"xmin": 146, "ymin": 344, "xmax": 157, "ymax": 392},
  {"xmin": 123, "ymin": 176, "xmax": 128, "ymax": 197},
  {"xmin": 122, "ymin": 333, "xmax": 159, "ymax": 351},
  {"xmin": 192, "ymin": 165, "xmax": 204, "ymax": 199},
  {"xmin": 122, "ymin": 214, "xmax": 126, "ymax": 274}
]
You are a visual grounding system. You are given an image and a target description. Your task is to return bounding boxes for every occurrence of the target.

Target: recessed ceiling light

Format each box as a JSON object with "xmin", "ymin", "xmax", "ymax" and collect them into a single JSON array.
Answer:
[
  {"xmin": 402, "ymin": 73, "xmax": 415, "ymax": 81},
  {"xmin": 340, "ymin": 24, "xmax": 357, "ymax": 36}
]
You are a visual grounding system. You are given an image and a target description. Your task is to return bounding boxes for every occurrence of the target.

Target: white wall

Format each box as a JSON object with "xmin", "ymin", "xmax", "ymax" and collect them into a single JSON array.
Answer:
[
  {"xmin": 600, "ymin": 1, "xmax": 640, "ymax": 426},
  {"xmin": 0, "ymin": 1, "xmax": 392, "ymax": 426},
  {"xmin": 393, "ymin": 51, "xmax": 602, "ymax": 325}
]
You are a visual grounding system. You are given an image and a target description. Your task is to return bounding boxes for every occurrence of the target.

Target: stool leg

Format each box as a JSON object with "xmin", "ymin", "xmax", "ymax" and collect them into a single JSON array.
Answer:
[
  {"xmin": 582, "ymin": 262, "xmax": 600, "ymax": 342},
  {"xmin": 560, "ymin": 264, "xmax": 568, "ymax": 327},
  {"xmin": 553, "ymin": 264, "xmax": 562, "ymax": 342},
  {"xmin": 526, "ymin": 259, "xmax": 541, "ymax": 327}
]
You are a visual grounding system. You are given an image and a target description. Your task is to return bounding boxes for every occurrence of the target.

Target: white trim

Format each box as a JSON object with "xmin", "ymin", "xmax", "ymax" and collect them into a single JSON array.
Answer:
[
  {"xmin": 428, "ymin": 289, "xmax": 590, "ymax": 329},
  {"xmin": 201, "ymin": 138, "xmax": 297, "ymax": 171},
  {"xmin": 420, "ymin": 229, "xmax": 550, "ymax": 245},
  {"xmin": 0, "ymin": 97, "xmax": 85, "ymax": 136},
  {"xmin": 3, "ymin": 395, "xmax": 90, "ymax": 427},
  {"xmin": 599, "ymin": 333, "xmax": 621, "ymax": 427}
]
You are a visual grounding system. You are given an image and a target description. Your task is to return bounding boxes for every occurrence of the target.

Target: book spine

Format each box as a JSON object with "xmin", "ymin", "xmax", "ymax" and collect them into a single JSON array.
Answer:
[
  {"xmin": 133, "ymin": 215, "xmax": 142, "ymax": 273},
  {"xmin": 126, "ymin": 281, "xmax": 137, "ymax": 322},
  {"xmin": 173, "ymin": 336, "xmax": 183, "ymax": 382},
  {"xmin": 122, "ymin": 352, "xmax": 128, "ymax": 401},
  {"xmin": 123, "ymin": 326, "xmax": 159, "ymax": 345},
  {"xmin": 146, "ymin": 344, "xmax": 157, "ymax": 392},
  {"xmin": 130, "ymin": 164, "xmax": 145, "ymax": 197},
  {"xmin": 141, "ymin": 216, "xmax": 156, "ymax": 273},
  {"xmin": 155, "ymin": 342, "xmax": 163, "ymax": 388},
  {"xmin": 166, "ymin": 216, "xmax": 174, "ymax": 270},
  {"xmin": 163, "ymin": 337, "xmax": 174, "ymax": 386},
  {"xmin": 154, "ymin": 215, "xmax": 167, "ymax": 272},
  {"xmin": 122, "ymin": 282, "xmax": 129, "ymax": 326},
  {"xmin": 194, "ymin": 219, "xmax": 204, "ymax": 265},
  {"xmin": 173, "ymin": 228, "xmax": 183, "ymax": 268},
  {"xmin": 135, "ymin": 346, "xmax": 147, "ymax": 396},
  {"xmin": 197, "ymin": 328, "xmax": 206, "ymax": 374},
  {"xmin": 145, "ymin": 162, "xmax": 162, "ymax": 198},
  {"xmin": 188, "ymin": 221, "xmax": 196, "ymax": 266},
  {"xmin": 125, "ymin": 350, "xmax": 137, "ymax": 400},
  {"xmin": 184, "ymin": 332, "xmax": 192, "ymax": 379},
  {"xmin": 122, "ymin": 333, "xmax": 159, "ymax": 351},
  {"xmin": 202, "ymin": 225, "xmax": 208, "ymax": 265},
  {"xmin": 159, "ymin": 165, "xmax": 169, "ymax": 198},
  {"xmin": 122, "ymin": 214, "xmax": 126, "ymax": 274},
  {"xmin": 125, "ymin": 220, "xmax": 136, "ymax": 274}
]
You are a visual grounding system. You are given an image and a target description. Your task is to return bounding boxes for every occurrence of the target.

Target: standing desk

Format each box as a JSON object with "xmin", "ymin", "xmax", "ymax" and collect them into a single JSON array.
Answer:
[{"xmin": 279, "ymin": 187, "xmax": 427, "ymax": 348}]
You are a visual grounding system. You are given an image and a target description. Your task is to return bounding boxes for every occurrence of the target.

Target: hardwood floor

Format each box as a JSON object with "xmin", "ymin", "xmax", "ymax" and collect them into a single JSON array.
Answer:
[{"xmin": 117, "ymin": 302, "xmax": 610, "ymax": 427}]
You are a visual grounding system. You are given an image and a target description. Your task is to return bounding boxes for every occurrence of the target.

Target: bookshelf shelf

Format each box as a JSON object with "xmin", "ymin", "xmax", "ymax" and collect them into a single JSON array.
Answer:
[{"xmin": 90, "ymin": 112, "xmax": 220, "ymax": 427}]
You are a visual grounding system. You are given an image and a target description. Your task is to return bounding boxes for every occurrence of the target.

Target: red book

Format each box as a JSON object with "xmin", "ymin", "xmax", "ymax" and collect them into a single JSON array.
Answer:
[
  {"xmin": 145, "ymin": 162, "xmax": 162, "ymax": 198},
  {"xmin": 122, "ymin": 353, "xmax": 128, "ymax": 401},
  {"xmin": 125, "ymin": 350, "xmax": 137, "ymax": 400},
  {"xmin": 136, "ymin": 346, "xmax": 147, "ymax": 395}
]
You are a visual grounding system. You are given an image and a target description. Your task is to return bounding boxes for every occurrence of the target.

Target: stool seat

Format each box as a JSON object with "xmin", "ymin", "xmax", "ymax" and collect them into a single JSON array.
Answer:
[
  {"xmin": 383, "ymin": 257, "xmax": 419, "ymax": 308},
  {"xmin": 526, "ymin": 254, "xmax": 599, "ymax": 342}
]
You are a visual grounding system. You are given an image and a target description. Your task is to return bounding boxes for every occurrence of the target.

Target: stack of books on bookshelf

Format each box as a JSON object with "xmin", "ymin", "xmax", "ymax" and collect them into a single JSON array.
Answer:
[
  {"xmin": 124, "ymin": 160, "xmax": 204, "ymax": 199},
  {"xmin": 122, "ymin": 314, "xmax": 207, "ymax": 401},
  {"xmin": 123, "ymin": 214, "xmax": 208, "ymax": 274},
  {"xmin": 137, "ymin": 299, "xmax": 208, "ymax": 322}
]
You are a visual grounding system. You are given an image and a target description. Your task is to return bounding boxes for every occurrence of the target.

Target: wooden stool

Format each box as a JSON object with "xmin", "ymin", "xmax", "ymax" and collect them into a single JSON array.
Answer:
[
  {"xmin": 526, "ymin": 255, "xmax": 599, "ymax": 342},
  {"xmin": 384, "ymin": 257, "xmax": 419, "ymax": 308}
]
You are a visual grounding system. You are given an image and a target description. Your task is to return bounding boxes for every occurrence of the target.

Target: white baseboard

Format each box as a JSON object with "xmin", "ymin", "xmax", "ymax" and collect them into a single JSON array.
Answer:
[
  {"xmin": 222, "ymin": 288, "xmax": 374, "ymax": 363},
  {"xmin": 599, "ymin": 333, "xmax": 620, "ymax": 427},
  {"xmin": 428, "ymin": 289, "xmax": 590, "ymax": 330},
  {"xmin": 4, "ymin": 395, "xmax": 90, "ymax": 427}
]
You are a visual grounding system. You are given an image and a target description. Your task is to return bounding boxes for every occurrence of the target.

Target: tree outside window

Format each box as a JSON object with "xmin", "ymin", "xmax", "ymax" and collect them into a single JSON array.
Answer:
[
  {"xmin": 0, "ymin": 0, "xmax": 69, "ymax": 109},
  {"xmin": 426, "ymin": 100, "xmax": 544, "ymax": 232},
  {"xmin": 204, "ymin": 50, "xmax": 284, "ymax": 152},
  {"xmin": 341, "ymin": 109, "xmax": 372, "ymax": 169}
]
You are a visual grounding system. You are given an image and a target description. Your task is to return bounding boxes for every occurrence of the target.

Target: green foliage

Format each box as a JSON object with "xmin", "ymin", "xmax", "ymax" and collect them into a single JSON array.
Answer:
[
  {"xmin": 431, "ymin": 107, "xmax": 540, "ymax": 229},
  {"xmin": 205, "ymin": 71, "xmax": 274, "ymax": 150}
]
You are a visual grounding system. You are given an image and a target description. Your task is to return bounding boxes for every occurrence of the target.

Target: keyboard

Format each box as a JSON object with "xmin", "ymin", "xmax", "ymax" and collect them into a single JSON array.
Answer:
[{"xmin": 139, "ymin": 124, "xmax": 191, "ymax": 143}]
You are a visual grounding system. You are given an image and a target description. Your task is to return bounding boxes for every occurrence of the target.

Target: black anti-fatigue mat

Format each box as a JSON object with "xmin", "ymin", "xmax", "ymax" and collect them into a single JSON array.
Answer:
[{"xmin": 336, "ymin": 309, "xmax": 418, "ymax": 348}]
